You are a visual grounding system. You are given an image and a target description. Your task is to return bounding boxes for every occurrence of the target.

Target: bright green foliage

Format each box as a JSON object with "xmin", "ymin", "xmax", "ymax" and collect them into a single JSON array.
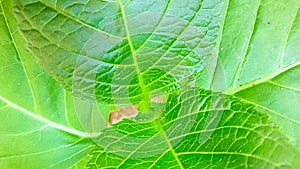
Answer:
[
  {"xmin": 13, "ymin": 0, "xmax": 222, "ymax": 105},
  {"xmin": 234, "ymin": 66, "xmax": 300, "ymax": 150},
  {"xmin": 88, "ymin": 90, "xmax": 300, "ymax": 168},
  {"xmin": 0, "ymin": 0, "xmax": 299, "ymax": 168},
  {"xmin": 219, "ymin": 0, "xmax": 300, "ymax": 149},
  {"xmin": 0, "ymin": 1, "xmax": 94, "ymax": 168}
]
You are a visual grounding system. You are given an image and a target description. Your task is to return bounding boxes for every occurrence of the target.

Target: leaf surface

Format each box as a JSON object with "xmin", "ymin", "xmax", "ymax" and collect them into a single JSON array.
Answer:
[
  {"xmin": 1, "ymin": 0, "xmax": 299, "ymax": 168},
  {"xmin": 206, "ymin": 0, "xmax": 300, "ymax": 149},
  {"xmin": 88, "ymin": 90, "xmax": 300, "ymax": 168},
  {"xmin": 0, "ymin": 1, "xmax": 97, "ymax": 168},
  {"xmin": 14, "ymin": 0, "xmax": 226, "ymax": 106}
]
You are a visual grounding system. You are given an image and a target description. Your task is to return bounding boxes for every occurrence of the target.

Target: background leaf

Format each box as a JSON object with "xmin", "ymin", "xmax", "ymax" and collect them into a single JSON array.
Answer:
[
  {"xmin": 234, "ymin": 66, "xmax": 300, "ymax": 150},
  {"xmin": 200, "ymin": 0, "xmax": 300, "ymax": 149},
  {"xmin": 0, "ymin": 1, "xmax": 98, "ymax": 168}
]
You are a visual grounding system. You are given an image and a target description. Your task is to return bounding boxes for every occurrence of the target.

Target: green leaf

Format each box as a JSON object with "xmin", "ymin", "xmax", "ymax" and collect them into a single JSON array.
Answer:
[
  {"xmin": 233, "ymin": 66, "xmax": 300, "ymax": 150},
  {"xmin": 2, "ymin": 0, "xmax": 300, "ymax": 168},
  {"xmin": 13, "ymin": 0, "xmax": 224, "ymax": 106},
  {"xmin": 88, "ymin": 90, "xmax": 300, "ymax": 168},
  {"xmin": 207, "ymin": 0, "xmax": 300, "ymax": 149},
  {"xmin": 0, "ymin": 1, "xmax": 99, "ymax": 168}
]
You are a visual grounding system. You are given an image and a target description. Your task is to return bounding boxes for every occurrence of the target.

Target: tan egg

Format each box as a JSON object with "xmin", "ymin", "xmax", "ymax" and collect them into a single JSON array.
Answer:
[
  {"xmin": 109, "ymin": 105, "xmax": 138, "ymax": 126},
  {"xmin": 151, "ymin": 96, "xmax": 163, "ymax": 103}
]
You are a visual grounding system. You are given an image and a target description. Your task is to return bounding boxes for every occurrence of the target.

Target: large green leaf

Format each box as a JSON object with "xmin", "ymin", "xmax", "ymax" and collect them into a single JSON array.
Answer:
[
  {"xmin": 13, "ymin": 0, "xmax": 225, "ymax": 106},
  {"xmin": 1, "ymin": 0, "xmax": 299, "ymax": 168},
  {"xmin": 88, "ymin": 90, "xmax": 300, "ymax": 168},
  {"xmin": 209, "ymin": 0, "xmax": 300, "ymax": 149},
  {"xmin": 0, "ymin": 1, "xmax": 100, "ymax": 168},
  {"xmin": 233, "ymin": 66, "xmax": 300, "ymax": 149}
]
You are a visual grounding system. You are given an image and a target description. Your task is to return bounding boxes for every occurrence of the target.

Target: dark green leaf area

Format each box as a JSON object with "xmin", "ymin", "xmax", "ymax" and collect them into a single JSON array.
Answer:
[
  {"xmin": 88, "ymin": 89, "xmax": 300, "ymax": 168},
  {"xmin": 95, "ymin": 66, "xmax": 181, "ymax": 109},
  {"xmin": 14, "ymin": 0, "xmax": 207, "ymax": 104}
]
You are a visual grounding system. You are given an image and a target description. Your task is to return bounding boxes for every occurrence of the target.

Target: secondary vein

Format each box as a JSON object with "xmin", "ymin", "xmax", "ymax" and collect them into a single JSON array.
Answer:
[
  {"xmin": 0, "ymin": 1, "xmax": 38, "ymax": 111},
  {"xmin": 226, "ymin": 61, "xmax": 300, "ymax": 94},
  {"xmin": 38, "ymin": 0, "xmax": 126, "ymax": 39},
  {"xmin": 231, "ymin": 0, "xmax": 261, "ymax": 89}
]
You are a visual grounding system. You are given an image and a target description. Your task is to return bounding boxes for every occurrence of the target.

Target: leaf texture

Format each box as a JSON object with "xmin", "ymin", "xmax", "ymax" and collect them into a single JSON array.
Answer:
[
  {"xmin": 208, "ymin": 0, "xmax": 300, "ymax": 149},
  {"xmin": 0, "ymin": 0, "xmax": 299, "ymax": 168},
  {"xmin": 14, "ymin": 0, "xmax": 226, "ymax": 105},
  {"xmin": 88, "ymin": 89, "xmax": 300, "ymax": 168},
  {"xmin": 0, "ymin": 1, "xmax": 96, "ymax": 168}
]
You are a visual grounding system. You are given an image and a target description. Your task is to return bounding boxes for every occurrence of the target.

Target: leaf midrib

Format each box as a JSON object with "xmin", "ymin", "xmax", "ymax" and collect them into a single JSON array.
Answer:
[
  {"xmin": 133, "ymin": 0, "xmax": 205, "ymax": 90},
  {"xmin": 1, "ymin": 1, "xmax": 101, "ymax": 139},
  {"xmin": 117, "ymin": 0, "xmax": 148, "ymax": 101},
  {"xmin": 0, "ymin": 95, "xmax": 99, "ymax": 138},
  {"xmin": 156, "ymin": 120, "xmax": 184, "ymax": 169},
  {"xmin": 114, "ymin": 2, "xmax": 185, "ymax": 165},
  {"xmin": 114, "ymin": 120, "xmax": 184, "ymax": 169}
]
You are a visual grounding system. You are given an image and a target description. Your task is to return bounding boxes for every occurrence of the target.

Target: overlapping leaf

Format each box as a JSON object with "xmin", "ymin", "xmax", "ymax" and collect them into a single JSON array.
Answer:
[
  {"xmin": 88, "ymin": 90, "xmax": 300, "ymax": 168},
  {"xmin": 0, "ymin": 0, "xmax": 299, "ymax": 168},
  {"xmin": 14, "ymin": 0, "xmax": 225, "ymax": 106}
]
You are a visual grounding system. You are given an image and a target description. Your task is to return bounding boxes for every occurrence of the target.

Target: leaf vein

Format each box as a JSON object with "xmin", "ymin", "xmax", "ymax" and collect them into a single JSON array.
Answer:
[
  {"xmin": 0, "ymin": 1, "xmax": 38, "ymax": 111},
  {"xmin": 37, "ymin": 0, "xmax": 125, "ymax": 39},
  {"xmin": 231, "ymin": 0, "xmax": 261, "ymax": 88}
]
